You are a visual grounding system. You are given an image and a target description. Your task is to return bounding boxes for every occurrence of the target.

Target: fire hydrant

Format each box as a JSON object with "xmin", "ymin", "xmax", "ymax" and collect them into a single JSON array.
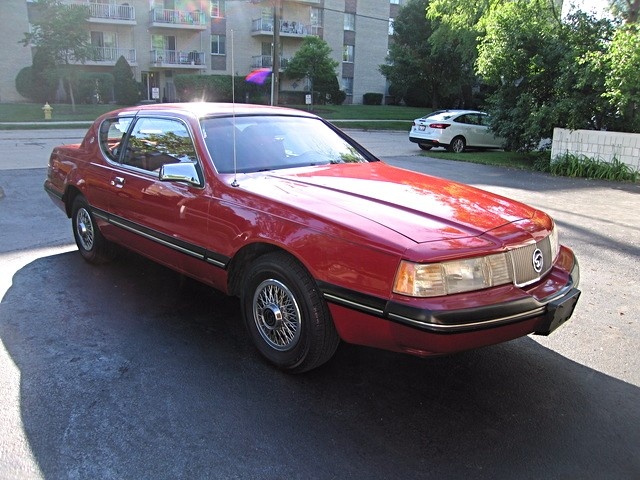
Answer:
[{"xmin": 42, "ymin": 102, "xmax": 53, "ymax": 120}]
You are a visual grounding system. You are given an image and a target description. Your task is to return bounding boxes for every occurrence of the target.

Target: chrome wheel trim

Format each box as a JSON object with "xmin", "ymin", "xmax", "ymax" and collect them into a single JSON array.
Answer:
[
  {"xmin": 76, "ymin": 207, "xmax": 95, "ymax": 251},
  {"xmin": 252, "ymin": 279, "xmax": 302, "ymax": 352}
]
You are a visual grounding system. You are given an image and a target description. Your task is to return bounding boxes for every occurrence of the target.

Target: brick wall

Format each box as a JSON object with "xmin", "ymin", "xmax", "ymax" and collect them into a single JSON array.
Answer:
[{"xmin": 551, "ymin": 128, "xmax": 640, "ymax": 171}]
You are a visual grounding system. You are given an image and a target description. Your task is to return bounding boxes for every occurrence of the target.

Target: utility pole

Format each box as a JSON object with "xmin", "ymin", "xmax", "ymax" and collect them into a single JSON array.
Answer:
[{"xmin": 271, "ymin": 0, "xmax": 280, "ymax": 105}]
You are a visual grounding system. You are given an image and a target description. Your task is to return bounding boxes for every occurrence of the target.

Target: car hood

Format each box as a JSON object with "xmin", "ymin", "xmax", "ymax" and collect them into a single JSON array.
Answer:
[{"xmin": 242, "ymin": 162, "xmax": 537, "ymax": 244}]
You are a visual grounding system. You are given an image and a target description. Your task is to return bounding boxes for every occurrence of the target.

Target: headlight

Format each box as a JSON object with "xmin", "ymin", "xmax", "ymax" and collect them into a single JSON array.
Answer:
[{"xmin": 393, "ymin": 253, "xmax": 513, "ymax": 297}]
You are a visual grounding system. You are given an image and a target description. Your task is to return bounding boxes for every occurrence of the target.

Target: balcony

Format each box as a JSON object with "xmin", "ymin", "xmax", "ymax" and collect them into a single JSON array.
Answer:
[
  {"xmin": 71, "ymin": 1, "xmax": 136, "ymax": 25},
  {"xmin": 150, "ymin": 8, "xmax": 207, "ymax": 30},
  {"xmin": 251, "ymin": 55, "xmax": 290, "ymax": 70},
  {"xmin": 251, "ymin": 18, "xmax": 319, "ymax": 38},
  {"xmin": 150, "ymin": 49, "xmax": 206, "ymax": 69},
  {"xmin": 85, "ymin": 47, "xmax": 137, "ymax": 66}
]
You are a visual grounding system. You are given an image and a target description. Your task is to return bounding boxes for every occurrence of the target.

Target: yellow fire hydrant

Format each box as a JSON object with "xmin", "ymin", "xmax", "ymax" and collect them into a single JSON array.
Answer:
[{"xmin": 42, "ymin": 102, "xmax": 53, "ymax": 120}]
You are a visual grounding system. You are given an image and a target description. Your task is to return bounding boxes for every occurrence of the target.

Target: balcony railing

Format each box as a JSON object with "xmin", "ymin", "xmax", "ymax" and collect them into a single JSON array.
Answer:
[
  {"xmin": 89, "ymin": 2, "xmax": 135, "ymax": 21},
  {"xmin": 66, "ymin": 47, "xmax": 136, "ymax": 65},
  {"xmin": 150, "ymin": 49, "xmax": 205, "ymax": 67},
  {"xmin": 88, "ymin": 46, "xmax": 137, "ymax": 64},
  {"xmin": 251, "ymin": 55, "xmax": 290, "ymax": 70},
  {"xmin": 151, "ymin": 8, "xmax": 206, "ymax": 28},
  {"xmin": 69, "ymin": 1, "xmax": 135, "ymax": 22},
  {"xmin": 251, "ymin": 18, "xmax": 316, "ymax": 37}
]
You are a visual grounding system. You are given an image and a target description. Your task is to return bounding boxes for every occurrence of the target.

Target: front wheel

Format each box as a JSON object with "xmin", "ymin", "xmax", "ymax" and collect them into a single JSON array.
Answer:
[
  {"xmin": 241, "ymin": 252, "xmax": 340, "ymax": 373},
  {"xmin": 448, "ymin": 136, "xmax": 466, "ymax": 153},
  {"xmin": 71, "ymin": 195, "xmax": 115, "ymax": 264}
]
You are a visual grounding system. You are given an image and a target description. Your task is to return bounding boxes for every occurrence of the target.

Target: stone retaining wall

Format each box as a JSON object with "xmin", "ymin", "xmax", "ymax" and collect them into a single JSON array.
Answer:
[{"xmin": 551, "ymin": 128, "xmax": 640, "ymax": 171}]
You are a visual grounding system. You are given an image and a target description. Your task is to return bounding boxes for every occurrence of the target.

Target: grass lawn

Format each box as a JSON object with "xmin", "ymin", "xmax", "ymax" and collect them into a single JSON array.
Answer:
[
  {"xmin": 0, "ymin": 102, "xmax": 430, "ymax": 131},
  {"xmin": 0, "ymin": 103, "xmax": 125, "ymax": 123},
  {"xmin": 423, "ymin": 149, "xmax": 550, "ymax": 170}
]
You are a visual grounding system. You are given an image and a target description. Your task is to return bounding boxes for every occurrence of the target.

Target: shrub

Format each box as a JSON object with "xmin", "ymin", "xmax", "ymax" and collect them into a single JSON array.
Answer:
[
  {"xmin": 174, "ymin": 74, "xmax": 228, "ymax": 102},
  {"xmin": 279, "ymin": 91, "xmax": 307, "ymax": 105},
  {"xmin": 113, "ymin": 56, "xmax": 140, "ymax": 105},
  {"xmin": 15, "ymin": 62, "xmax": 57, "ymax": 103},
  {"xmin": 77, "ymin": 72, "xmax": 114, "ymax": 104},
  {"xmin": 548, "ymin": 153, "xmax": 639, "ymax": 182},
  {"xmin": 363, "ymin": 93, "xmax": 383, "ymax": 105},
  {"xmin": 313, "ymin": 76, "xmax": 346, "ymax": 105}
]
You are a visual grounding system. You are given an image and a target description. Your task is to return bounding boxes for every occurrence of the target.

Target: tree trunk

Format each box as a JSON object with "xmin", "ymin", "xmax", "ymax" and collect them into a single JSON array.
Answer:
[
  {"xmin": 627, "ymin": 0, "xmax": 640, "ymax": 23},
  {"xmin": 68, "ymin": 78, "xmax": 76, "ymax": 112}
]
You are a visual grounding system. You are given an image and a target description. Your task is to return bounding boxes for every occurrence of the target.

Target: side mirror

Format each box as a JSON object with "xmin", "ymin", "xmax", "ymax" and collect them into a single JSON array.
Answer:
[{"xmin": 159, "ymin": 162, "xmax": 202, "ymax": 187}]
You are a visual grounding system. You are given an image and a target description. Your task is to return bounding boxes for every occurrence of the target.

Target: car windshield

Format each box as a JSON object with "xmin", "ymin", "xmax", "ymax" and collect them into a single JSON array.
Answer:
[{"xmin": 201, "ymin": 115, "xmax": 370, "ymax": 173}]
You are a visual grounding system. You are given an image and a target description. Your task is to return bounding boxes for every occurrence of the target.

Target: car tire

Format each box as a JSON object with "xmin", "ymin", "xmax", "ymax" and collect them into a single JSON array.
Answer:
[
  {"xmin": 241, "ymin": 251, "xmax": 340, "ymax": 373},
  {"xmin": 71, "ymin": 195, "xmax": 115, "ymax": 264},
  {"xmin": 448, "ymin": 136, "xmax": 466, "ymax": 153},
  {"xmin": 418, "ymin": 144, "xmax": 433, "ymax": 151}
]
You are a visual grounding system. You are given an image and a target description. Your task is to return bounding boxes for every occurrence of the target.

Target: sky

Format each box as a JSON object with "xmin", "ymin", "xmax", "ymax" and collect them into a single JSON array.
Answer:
[{"xmin": 562, "ymin": 0, "xmax": 612, "ymax": 18}]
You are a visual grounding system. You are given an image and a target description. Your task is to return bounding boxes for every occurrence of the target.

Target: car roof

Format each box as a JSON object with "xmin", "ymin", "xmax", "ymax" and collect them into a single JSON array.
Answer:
[
  {"xmin": 110, "ymin": 102, "xmax": 321, "ymax": 120},
  {"xmin": 418, "ymin": 109, "xmax": 487, "ymax": 120}
]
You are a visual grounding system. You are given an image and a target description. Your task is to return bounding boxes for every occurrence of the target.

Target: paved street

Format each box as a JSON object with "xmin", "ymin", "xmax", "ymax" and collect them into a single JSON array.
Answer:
[{"xmin": 0, "ymin": 128, "xmax": 638, "ymax": 479}]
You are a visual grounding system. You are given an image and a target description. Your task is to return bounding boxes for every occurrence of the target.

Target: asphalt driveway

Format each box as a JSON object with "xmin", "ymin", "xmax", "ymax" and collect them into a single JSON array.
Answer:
[{"xmin": 0, "ymin": 128, "xmax": 638, "ymax": 479}]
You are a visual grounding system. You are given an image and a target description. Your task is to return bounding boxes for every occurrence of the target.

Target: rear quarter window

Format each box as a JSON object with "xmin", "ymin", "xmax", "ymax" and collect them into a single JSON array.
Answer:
[{"xmin": 99, "ymin": 117, "xmax": 133, "ymax": 162}]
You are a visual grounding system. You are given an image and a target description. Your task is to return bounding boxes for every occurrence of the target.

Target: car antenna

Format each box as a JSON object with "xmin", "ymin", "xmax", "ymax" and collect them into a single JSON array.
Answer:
[{"xmin": 230, "ymin": 29, "xmax": 239, "ymax": 188}]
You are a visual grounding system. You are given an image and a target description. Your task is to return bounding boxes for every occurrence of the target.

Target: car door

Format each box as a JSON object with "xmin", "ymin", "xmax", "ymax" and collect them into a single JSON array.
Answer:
[
  {"xmin": 477, "ymin": 113, "xmax": 503, "ymax": 148},
  {"xmin": 454, "ymin": 114, "xmax": 481, "ymax": 147},
  {"xmin": 106, "ymin": 116, "xmax": 212, "ymax": 271}
]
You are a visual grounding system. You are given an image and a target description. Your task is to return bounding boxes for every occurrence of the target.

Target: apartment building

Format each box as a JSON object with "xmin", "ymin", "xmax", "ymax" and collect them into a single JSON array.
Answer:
[{"xmin": 0, "ymin": 0, "xmax": 406, "ymax": 104}]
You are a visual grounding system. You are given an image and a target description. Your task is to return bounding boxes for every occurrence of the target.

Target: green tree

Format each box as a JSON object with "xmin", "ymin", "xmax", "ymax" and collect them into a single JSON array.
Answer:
[
  {"xmin": 476, "ymin": 1, "xmax": 564, "ymax": 150},
  {"xmin": 556, "ymin": 12, "xmax": 617, "ymax": 131},
  {"xmin": 604, "ymin": 24, "xmax": 640, "ymax": 131},
  {"xmin": 609, "ymin": 0, "xmax": 640, "ymax": 22},
  {"xmin": 21, "ymin": 0, "xmax": 91, "ymax": 111},
  {"xmin": 113, "ymin": 56, "xmax": 140, "ymax": 105},
  {"xmin": 283, "ymin": 36, "xmax": 339, "ymax": 106},
  {"xmin": 381, "ymin": 0, "xmax": 476, "ymax": 108}
]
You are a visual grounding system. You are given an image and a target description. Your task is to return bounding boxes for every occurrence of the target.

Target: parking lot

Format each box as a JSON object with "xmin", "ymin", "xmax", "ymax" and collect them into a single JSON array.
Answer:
[{"xmin": 1, "ymin": 129, "xmax": 638, "ymax": 479}]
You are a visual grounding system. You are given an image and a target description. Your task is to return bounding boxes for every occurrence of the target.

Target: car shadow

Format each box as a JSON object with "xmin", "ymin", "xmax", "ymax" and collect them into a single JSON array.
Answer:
[{"xmin": 1, "ymin": 251, "xmax": 638, "ymax": 479}]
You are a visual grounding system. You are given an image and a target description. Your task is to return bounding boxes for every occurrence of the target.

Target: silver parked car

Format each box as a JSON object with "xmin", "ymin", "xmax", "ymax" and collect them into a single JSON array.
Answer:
[{"xmin": 409, "ymin": 110, "xmax": 505, "ymax": 153}]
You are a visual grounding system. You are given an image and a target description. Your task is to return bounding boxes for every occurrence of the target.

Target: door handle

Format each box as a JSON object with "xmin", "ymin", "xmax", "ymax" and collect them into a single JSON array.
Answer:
[{"xmin": 111, "ymin": 176, "xmax": 125, "ymax": 188}]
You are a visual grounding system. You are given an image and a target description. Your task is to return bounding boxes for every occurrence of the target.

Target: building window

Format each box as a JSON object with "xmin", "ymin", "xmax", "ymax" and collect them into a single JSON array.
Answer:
[
  {"xmin": 344, "ymin": 13, "xmax": 355, "ymax": 31},
  {"xmin": 211, "ymin": 34, "xmax": 226, "ymax": 55},
  {"xmin": 343, "ymin": 45, "xmax": 354, "ymax": 63},
  {"xmin": 342, "ymin": 77, "xmax": 353, "ymax": 95},
  {"xmin": 152, "ymin": 34, "xmax": 176, "ymax": 52},
  {"xmin": 210, "ymin": 0, "xmax": 225, "ymax": 18},
  {"xmin": 390, "ymin": 0, "xmax": 400, "ymax": 4},
  {"xmin": 388, "ymin": 19, "xmax": 395, "ymax": 35},
  {"xmin": 311, "ymin": 7, "xmax": 323, "ymax": 26}
]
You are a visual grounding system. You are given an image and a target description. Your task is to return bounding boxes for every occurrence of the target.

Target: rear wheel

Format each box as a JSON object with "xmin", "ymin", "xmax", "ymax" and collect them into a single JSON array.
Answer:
[
  {"xmin": 418, "ymin": 144, "xmax": 432, "ymax": 151},
  {"xmin": 241, "ymin": 252, "xmax": 340, "ymax": 373},
  {"xmin": 448, "ymin": 136, "xmax": 466, "ymax": 153},
  {"xmin": 71, "ymin": 195, "xmax": 115, "ymax": 264}
]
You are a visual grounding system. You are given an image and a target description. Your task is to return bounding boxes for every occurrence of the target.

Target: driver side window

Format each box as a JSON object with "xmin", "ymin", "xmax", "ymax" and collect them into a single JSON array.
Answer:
[{"xmin": 122, "ymin": 117, "xmax": 198, "ymax": 173}]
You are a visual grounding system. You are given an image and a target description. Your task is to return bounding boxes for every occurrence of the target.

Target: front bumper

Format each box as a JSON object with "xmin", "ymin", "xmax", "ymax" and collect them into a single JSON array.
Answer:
[{"xmin": 324, "ymin": 246, "xmax": 581, "ymax": 356}]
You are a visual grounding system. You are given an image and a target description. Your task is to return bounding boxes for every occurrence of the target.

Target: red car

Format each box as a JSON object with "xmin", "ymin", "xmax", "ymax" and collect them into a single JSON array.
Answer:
[{"xmin": 45, "ymin": 103, "xmax": 581, "ymax": 373}]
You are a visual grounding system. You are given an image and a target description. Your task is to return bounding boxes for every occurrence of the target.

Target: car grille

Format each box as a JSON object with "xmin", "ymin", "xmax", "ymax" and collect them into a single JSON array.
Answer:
[{"xmin": 508, "ymin": 237, "xmax": 553, "ymax": 287}]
